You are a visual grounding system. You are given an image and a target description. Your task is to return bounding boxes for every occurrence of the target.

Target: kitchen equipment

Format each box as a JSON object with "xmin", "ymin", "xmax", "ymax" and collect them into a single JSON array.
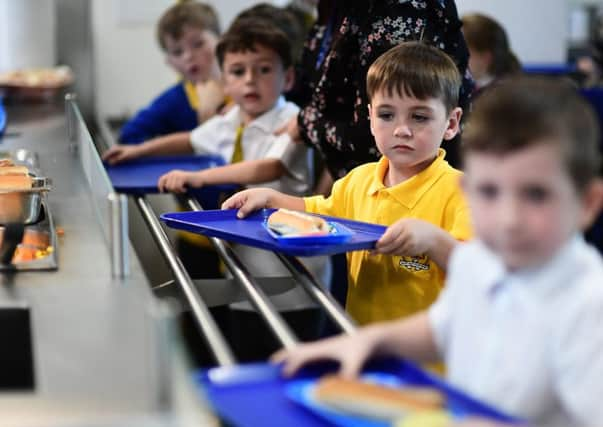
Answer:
[
  {"xmin": 0, "ymin": 201, "xmax": 58, "ymax": 271},
  {"xmin": 0, "ymin": 176, "xmax": 51, "ymax": 225}
]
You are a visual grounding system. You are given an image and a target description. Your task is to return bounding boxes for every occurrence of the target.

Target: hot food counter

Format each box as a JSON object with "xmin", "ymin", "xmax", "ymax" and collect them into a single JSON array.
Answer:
[{"xmin": 0, "ymin": 98, "xmax": 215, "ymax": 426}]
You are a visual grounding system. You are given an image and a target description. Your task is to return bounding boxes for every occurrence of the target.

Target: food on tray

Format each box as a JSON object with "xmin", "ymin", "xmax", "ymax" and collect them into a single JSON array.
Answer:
[
  {"xmin": 0, "ymin": 66, "xmax": 73, "ymax": 89},
  {"xmin": 313, "ymin": 375, "xmax": 445, "ymax": 420},
  {"xmin": 395, "ymin": 410, "xmax": 451, "ymax": 427},
  {"xmin": 0, "ymin": 174, "xmax": 33, "ymax": 190},
  {"xmin": 267, "ymin": 208, "xmax": 330, "ymax": 236},
  {"xmin": 0, "ymin": 163, "xmax": 32, "ymax": 190},
  {"xmin": 0, "ymin": 165, "xmax": 29, "ymax": 176}
]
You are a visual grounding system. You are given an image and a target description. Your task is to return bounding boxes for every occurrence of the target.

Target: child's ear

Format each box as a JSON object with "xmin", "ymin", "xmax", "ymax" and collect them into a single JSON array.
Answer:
[
  {"xmin": 443, "ymin": 107, "xmax": 463, "ymax": 140},
  {"xmin": 367, "ymin": 104, "xmax": 375, "ymax": 137},
  {"xmin": 579, "ymin": 178, "xmax": 603, "ymax": 230},
  {"xmin": 283, "ymin": 66, "xmax": 295, "ymax": 92}
]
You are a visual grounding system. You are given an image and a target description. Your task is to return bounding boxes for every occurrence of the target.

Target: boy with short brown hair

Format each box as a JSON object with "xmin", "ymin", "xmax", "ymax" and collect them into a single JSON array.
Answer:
[
  {"xmin": 223, "ymin": 42, "xmax": 472, "ymax": 325},
  {"xmin": 119, "ymin": 1, "xmax": 223, "ymax": 143},
  {"xmin": 273, "ymin": 77, "xmax": 603, "ymax": 427}
]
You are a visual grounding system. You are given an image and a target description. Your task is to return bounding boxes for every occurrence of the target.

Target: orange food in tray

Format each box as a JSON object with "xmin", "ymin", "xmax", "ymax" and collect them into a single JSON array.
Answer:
[{"xmin": 313, "ymin": 375, "xmax": 445, "ymax": 420}]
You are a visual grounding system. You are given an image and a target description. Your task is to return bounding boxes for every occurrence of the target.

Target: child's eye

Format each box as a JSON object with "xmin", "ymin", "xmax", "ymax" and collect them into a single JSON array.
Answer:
[
  {"xmin": 259, "ymin": 65, "xmax": 273, "ymax": 74},
  {"xmin": 192, "ymin": 40, "xmax": 205, "ymax": 49},
  {"xmin": 477, "ymin": 183, "xmax": 498, "ymax": 200},
  {"xmin": 169, "ymin": 48, "xmax": 183, "ymax": 57},
  {"xmin": 377, "ymin": 112, "xmax": 394, "ymax": 121},
  {"xmin": 523, "ymin": 186, "xmax": 549, "ymax": 203},
  {"xmin": 411, "ymin": 114, "xmax": 429, "ymax": 122},
  {"xmin": 229, "ymin": 67, "xmax": 245, "ymax": 77}
]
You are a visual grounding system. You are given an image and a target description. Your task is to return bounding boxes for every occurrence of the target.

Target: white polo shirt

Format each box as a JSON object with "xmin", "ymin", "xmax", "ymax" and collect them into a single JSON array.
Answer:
[
  {"xmin": 429, "ymin": 236, "xmax": 603, "ymax": 427},
  {"xmin": 190, "ymin": 96, "xmax": 310, "ymax": 196},
  {"xmin": 190, "ymin": 97, "xmax": 330, "ymax": 311}
]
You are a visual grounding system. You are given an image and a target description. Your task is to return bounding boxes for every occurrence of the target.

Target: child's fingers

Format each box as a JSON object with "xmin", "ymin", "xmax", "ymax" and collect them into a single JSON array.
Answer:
[{"xmin": 339, "ymin": 353, "xmax": 366, "ymax": 380}]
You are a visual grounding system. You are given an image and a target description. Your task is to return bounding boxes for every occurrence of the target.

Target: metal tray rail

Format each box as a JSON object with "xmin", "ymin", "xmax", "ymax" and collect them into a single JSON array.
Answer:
[{"xmin": 134, "ymin": 195, "xmax": 236, "ymax": 367}]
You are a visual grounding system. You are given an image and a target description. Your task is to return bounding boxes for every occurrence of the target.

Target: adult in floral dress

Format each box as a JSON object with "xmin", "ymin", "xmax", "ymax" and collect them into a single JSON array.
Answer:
[{"xmin": 287, "ymin": 0, "xmax": 472, "ymax": 182}]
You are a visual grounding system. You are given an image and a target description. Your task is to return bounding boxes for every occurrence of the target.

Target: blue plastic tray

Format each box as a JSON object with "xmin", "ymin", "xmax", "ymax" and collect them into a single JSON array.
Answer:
[
  {"xmin": 195, "ymin": 359, "xmax": 523, "ymax": 427},
  {"xmin": 0, "ymin": 97, "xmax": 6, "ymax": 136},
  {"xmin": 104, "ymin": 155, "xmax": 238, "ymax": 209},
  {"xmin": 160, "ymin": 208, "xmax": 387, "ymax": 256}
]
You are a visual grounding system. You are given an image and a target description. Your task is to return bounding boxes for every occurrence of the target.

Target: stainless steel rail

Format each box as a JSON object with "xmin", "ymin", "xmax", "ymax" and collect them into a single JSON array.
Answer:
[
  {"xmin": 135, "ymin": 195, "xmax": 236, "ymax": 366},
  {"xmin": 186, "ymin": 197, "xmax": 298, "ymax": 350},
  {"xmin": 275, "ymin": 253, "xmax": 357, "ymax": 334}
]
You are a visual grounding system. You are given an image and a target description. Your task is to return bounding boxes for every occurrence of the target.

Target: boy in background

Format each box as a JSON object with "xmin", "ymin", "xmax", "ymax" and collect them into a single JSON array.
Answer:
[
  {"xmin": 223, "ymin": 42, "xmax": 472, "ymax": 326},
  {"xmin": 273, "ymin": 78, "xmax": 603, "ymax": 427},
  {"xmin": 104, "ymin": 18, "xmax": 330, "ymax": 360},
  {"xmin": 119, "ymin": 1, "xmax": 223, "ymax": 144}
]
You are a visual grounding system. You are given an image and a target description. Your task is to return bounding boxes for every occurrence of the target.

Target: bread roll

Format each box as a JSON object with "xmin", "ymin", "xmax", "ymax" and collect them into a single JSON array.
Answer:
[
  {"xmin": 0, "ymin": 165, "xmax": 29, "ymax": 176},
  {"xmin": 267, "ymin": 208, "xmax": 329, "ymax": 236},
  {"xmin": 0, "ymin": 174, "xmax": 33, "ymax": 190},
  {"xmin": 313, "ymin": 375, "xmax": 445, "ymax": 421}
]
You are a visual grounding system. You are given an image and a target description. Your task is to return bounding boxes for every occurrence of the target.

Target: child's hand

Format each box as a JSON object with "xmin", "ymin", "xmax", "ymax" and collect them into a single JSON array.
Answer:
[
  {"xmin": 375, "ymin": 218, "xmax": 438, "ymax": 256},
  {"xmin": 274, "ymin": 116, "xmax": 301, "ymax": 143},
  {"xmin": 271, "ymin": 329, "xmax": 381, "ymax": 379},
  {"xmin": 102, "ymin": 144, "xmax": 143, "ymax": 165},
  {"xmin": 221, "ymin": 188, "xmax": 276, "ymax": 218},
  {"xmin": 196, "ymin": 79, "xmax": 226, "ymax": 122},
  {"xmin": 157, "ymin": 170, "xmax": 203, "ymax": 193}
]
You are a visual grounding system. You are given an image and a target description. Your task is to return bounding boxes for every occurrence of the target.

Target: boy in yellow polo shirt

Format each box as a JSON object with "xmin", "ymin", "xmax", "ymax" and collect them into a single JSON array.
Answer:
[{"xmin": 223, "ymin": 42, "xmax": 471, "ymax": 325}]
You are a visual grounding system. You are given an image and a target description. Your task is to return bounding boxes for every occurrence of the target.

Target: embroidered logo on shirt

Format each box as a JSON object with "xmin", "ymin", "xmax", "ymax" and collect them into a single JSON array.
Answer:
[{"xmin": 399, "ymin": 255, "xmax": 430, "ymax": 271}]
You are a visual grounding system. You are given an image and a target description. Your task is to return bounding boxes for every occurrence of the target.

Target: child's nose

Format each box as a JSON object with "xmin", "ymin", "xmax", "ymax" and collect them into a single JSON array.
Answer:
[
  {"xmin": 499, "ymin": 198, "xmax": 522, "ymax": 231},
  {"xmin": 393, "ymin": 123, "xmax": 412, "ymax": 138}
]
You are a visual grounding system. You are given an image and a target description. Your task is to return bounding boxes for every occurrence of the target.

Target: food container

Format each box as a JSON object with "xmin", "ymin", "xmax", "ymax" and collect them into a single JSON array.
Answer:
[{"xmin": 0, "ymin": 177, "xmax": 51, "ymax": 225}]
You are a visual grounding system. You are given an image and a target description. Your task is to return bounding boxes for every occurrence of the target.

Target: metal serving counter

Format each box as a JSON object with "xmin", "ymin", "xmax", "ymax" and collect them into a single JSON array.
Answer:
[{"xmin": 0, "ymin": 101, "xmax": 213, "ymax": 426}]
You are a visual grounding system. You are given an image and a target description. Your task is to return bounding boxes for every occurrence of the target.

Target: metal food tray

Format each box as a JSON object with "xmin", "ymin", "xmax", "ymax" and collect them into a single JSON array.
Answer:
[
  {"xmin": 104, "ymin": 155, "xmax": 238, "ymax": 209},
  {"xmin": 0, "ymin": 201, "xmax": 58, "ymax": 271},
  {"xmin": 195, "ymin": 359, "xmax": 523, "ymax": 427},
  {"xmin": 160, "ymin": 209, "xmax": 386, "ymax": 257}
]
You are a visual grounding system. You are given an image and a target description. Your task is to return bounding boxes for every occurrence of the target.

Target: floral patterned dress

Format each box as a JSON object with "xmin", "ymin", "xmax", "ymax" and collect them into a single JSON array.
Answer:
[{"xmin": 290, "ymin": 0, "xmax": 473, "ymax": 178}]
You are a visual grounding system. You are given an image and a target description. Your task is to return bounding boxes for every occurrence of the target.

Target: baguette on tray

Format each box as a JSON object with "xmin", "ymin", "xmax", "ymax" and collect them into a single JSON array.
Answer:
[
  {"xmin": 313, "ymin": 375, "xmax": 445, "ymax": 421},
  {"xmin": 267, "ymin": 208, "xmax": 330, "ymax": 237}
]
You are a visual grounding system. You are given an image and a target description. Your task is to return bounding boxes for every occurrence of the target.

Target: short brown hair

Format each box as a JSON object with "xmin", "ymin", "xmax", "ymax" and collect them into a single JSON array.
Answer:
[
  {"xmin": 463, "ymin": 77, "xmax": 601, "ymax": 192},
  {"xmin": 216, "ymin": 17, "xmax": 292, "ymax": 69},
  {"xmin": 232, "ymin": 3, "xmax": 304, "ymax": 63},
  {"xmin": 366, "ymin": 42, "xmax": 461, "ymax": 113},
  {"xmin": 157, "ymin": 1, "xmax": 220, "ymax": 51},
  {"xmin": 462, "ymin": 14, "xmax": 521, "ymax": 78}
]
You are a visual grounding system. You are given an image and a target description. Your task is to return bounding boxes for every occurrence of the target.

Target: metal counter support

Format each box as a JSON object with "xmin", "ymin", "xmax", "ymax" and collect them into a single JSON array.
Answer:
[
  {"xmin": 186, "ymin": 198, "xmax": 298, "ymax": 350},
  {"xmin": 134, "ymin": 195, "xmax": 236, "ymax": 367},
  {"xmin": 108, "ymin": 193, "xmax": 130, "ymax": 278},
  {"xmin": 275, "ymin": 254, "xmax": 357, "ymax": 334}
]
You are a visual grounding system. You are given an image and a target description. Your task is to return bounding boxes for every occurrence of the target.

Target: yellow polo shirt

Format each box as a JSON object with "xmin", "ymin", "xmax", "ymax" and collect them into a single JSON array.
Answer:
[{"xmin": 304, "ymin": 149, "xmax": 472, "ymax": 325}]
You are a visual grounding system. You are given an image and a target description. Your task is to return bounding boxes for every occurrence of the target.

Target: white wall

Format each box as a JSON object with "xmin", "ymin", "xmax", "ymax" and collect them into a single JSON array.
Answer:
[
  {"xmin": 0, "ymin": 0, "xmax": 56, "ymax": 72},
  {"xmin": 456, "ymin": 0, "xmax": 568, "ymax": 64}
]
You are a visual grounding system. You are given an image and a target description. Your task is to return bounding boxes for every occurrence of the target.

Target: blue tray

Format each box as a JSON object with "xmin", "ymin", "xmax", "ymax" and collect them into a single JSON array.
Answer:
[
  {"xmin": 196, "ymin": 359, "xmax": 523, "ymax": 427},
  {"xmin": 160, "ymin": 208, "xmax": 386, "ymax": 257},
  {"xmin": 104, "ymin": 155, "xmax": 238, "ymax": 209},
  {"xmin": 0, "ymin": 97, "xmax": 6, "ymax": 136}
]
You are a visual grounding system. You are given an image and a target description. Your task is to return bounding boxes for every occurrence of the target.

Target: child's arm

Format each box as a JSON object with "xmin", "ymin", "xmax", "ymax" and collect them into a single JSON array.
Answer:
[
  {"xmin": 374, "ymin": 219, "xmax": 459, "ymax": 272},
  {"xmin": 272, "ymin": 312, "xmax": 439, "ymax": 378},
  {"xmin": 102, "ymin": 132, "xmax": 193, "ymax": 165},
  {"xmin": 222, "ymin": 188, "xmax": 305, "ymax": 218},
  {"xmin": 157, "ymin": 158, "xmax": 286, "ymax": 193}
]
